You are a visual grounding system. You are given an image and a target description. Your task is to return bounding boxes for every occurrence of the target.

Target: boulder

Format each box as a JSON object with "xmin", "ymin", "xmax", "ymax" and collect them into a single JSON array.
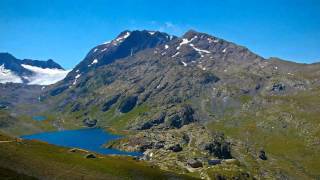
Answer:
[
  {"xmin": 118, "ymin": 96, "xmax": 138, "ymax": 113},
  {"xmin": 69, "ymin": 148, "xmax": 77, "ymax": 153},
  {"xmin": 139, "ymin": 142, "xmax": 154, "ymax": 152},
  {"xmin": 215, "ymin": 175, "xmax": 227, "ymax": 180},
  {"xmin": 85, "ymin": 153, "xmax": 96, "ymax": 159},
  {"xmin": 168, "ymin": 144, "xmax": 183, "ymax": 152},
  {"xmin": 259, "ymin": 150, "xmax": 267, "ymax": 160},
  {"xmin": 187, "ymin": 159, "xmax": 203, "ymax": 168},
  {"xmin": 153, "ymin": 141, "xmax": 165, "ymax": 149},
  {"xmin": 181, "ymin": 134, "xmax": 190, "ymax": 144},
  {"xmin": 272, "ymin": 83, "xmax": 285, "ymax": 92},
  {"xmin": 83, "ymin": 118, "xmax": 97, "ymax": 127},
  {"xmin": 208, "ymin": 159, "xmax": 222, "ymax": 165}
]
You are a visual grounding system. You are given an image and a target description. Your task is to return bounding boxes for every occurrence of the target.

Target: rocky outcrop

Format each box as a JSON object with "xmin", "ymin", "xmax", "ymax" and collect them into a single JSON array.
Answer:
[
  {"xmin": 169, "ymin": 105, "xmax": 196, "ymax": 128},
  {"xmin": 153, "ymin": 141, "xmax": 165, "ymax": 149},
  {"xmin": 118, "ymin": 96, "xmax": 138, "ymax": 113},
  {"xmin": 138, "ymin": 142, "xmax": 154, "ymax": 152},
  {"xmin": 138, "ymin": 112, "xmax": 166, "ymax": 130},
  {"xmin": 71, "ymin": 103, "xmax": 81, "ymax": 112},
  {"xmin": 101, "ymin": 94, "xmax": 121, "ymax": 112},
  {"xmin": 50, "ymin": 85, "xmax": 69, "ymax": 96},
  {"xmin": 168, "ymin": 144, "xmax": 183, "ymax": 152},
  {"xmin": 85, "ymin": 153, "xmax": 96, "ymax": 159},
  {"xmin": 272, "ymin": 83, "xmax": 286, "ymax": 92},
  {"xmin": 181, "ymin": 133, "xmax": 190, "ymax": 145},
  {"xmin": 205, "ymin": 134, "xmax": 232, "ymax": 159},
  {"xmin": 199, "ymin": 72, "xmax": 220, "ymax": 84}
]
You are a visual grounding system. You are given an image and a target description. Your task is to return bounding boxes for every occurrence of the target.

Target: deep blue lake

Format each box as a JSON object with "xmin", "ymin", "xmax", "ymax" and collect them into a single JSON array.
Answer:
[{"xmin": 21, "ymin": 128, "xmax": 141, "ymax": 156}]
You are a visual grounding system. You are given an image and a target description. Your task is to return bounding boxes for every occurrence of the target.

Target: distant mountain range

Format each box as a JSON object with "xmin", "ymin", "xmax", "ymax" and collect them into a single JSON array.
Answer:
[{"xmin": 0, "ymin": 53, "xmax": 69, "ymax": 85}]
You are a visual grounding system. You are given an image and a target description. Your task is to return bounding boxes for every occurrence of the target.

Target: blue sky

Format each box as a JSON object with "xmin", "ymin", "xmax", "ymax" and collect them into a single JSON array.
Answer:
[{"xmin": 0, "ymin": 0, "xmax": 319, "ymax": 69}]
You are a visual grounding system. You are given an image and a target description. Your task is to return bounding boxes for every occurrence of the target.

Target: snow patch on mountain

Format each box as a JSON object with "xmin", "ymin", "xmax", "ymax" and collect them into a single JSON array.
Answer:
[
  {"xmin": 172, "ymin": 52, "xmax": 180, "ymax": 58},
  {"xmin": 113, "ymin": 32, "xmax": 131, "ymax": 45},
  {"xmin": 176, "ymin": 36, "xmax": 198, "ymax": 50},
  {"xmin": 72, "ymin": 73, "xmax": 81, "ymax": 85},
  {"xmin": 189, "ymin": 44, "xmax": 211, "ymax": 53},
  {"xmin": 101, "ymin": 47, "xmax": 108, "ymax": 52},
  {"xmin": 189, "ymin": 44, "xmax": 211, "ymax": 57},
  {"xmin": 91, "ymin": 59, "xmax": 98, "ymax": 65},
  {"xmin": 21, "ymin": 64, "xmax": 70, "ymax": 85},
  {"xmin": 0, "ymin": 64, "xmax": 23, "ymax": 83},
  {"xmin": 103, "ymin": 40, "xmax": 111, "ymax": 45}
]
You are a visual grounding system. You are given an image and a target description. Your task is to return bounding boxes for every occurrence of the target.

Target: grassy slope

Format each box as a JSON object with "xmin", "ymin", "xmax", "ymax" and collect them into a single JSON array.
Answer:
[
  {"xmin": 207, "ymin": 87, "xmax": 320, "ymax": 179},
  {"xmin": 0, "ymin": 110, "xmax": 56, "ymax": 137},
  {"xmin": 0, "ymin": 166, "xmax": 37, "ymax": 180},
  {"xmin": 0, "ymin": 134, "xmax": 197, "ymax": 180}
]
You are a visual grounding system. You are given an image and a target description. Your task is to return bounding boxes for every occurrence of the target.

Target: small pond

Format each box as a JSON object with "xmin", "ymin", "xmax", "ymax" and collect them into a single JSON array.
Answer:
[
  {"xmin": 21, "ymin": 128, "xmax": 141, "ymax": 156},
  {"xmin": 32, "ymin": 116, "xmax": 47, "ymax": 121}
]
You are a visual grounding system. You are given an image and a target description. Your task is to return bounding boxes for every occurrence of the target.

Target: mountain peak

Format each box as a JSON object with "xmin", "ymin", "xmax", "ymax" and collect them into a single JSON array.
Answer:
[
  {"xmin": 0, "ymin": 52, "xmax": 17, "ymax": 62},
  {"xmin": 68, "ymin": 30, "xmax": 174, "ymax": 84},
  {"xmin": 182, "ymin": 29, "xmax": 210, "ymax": 39}
]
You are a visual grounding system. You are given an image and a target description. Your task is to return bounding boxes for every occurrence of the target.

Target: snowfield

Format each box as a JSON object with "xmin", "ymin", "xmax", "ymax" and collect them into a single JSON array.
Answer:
[
  {"xmin": 0, "ymin": 64, "xmax": 23, "ymax": 83},
  {"xmin": 21, "ymin": 64, "xmax": 70, "ymax": 85}
]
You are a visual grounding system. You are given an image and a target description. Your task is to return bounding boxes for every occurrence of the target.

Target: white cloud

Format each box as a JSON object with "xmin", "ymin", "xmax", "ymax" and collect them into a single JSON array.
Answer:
[{"xmin": 21, "ymin": 64, "xmax": 70, "ymax": 85}]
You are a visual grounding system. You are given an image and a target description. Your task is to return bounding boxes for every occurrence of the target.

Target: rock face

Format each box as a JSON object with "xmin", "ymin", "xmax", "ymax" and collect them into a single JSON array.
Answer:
[
  {"xmin": 118, "ymin": 96, "xmax": 138, "ymax": 113},
  {"xmin": 169, "ymin": 105, "xmax": 196, "ymax": 128},
  {"xmin": 101, "ymin": 94, "xmax": 121, "ymax": 112},
  {"xmin": 71, "ymin": 103, "xmax": 81, "ymax": 112},
  {"xmin": 205, "ymin": 134, "xmax": 232, "ymax": 159},
  {"xmin": 138, "ymin": 112, "xmax": 166, "ymax": 130},
  {"xmin": 63, "ymin": 30, "xmax": 174, "ymax": 86}
]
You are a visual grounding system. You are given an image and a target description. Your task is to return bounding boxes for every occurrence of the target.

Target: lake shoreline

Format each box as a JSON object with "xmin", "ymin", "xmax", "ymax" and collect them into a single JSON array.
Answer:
[{"xmin": 21, "ymin": 128, "xmax": 142, "ymax": 157}]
